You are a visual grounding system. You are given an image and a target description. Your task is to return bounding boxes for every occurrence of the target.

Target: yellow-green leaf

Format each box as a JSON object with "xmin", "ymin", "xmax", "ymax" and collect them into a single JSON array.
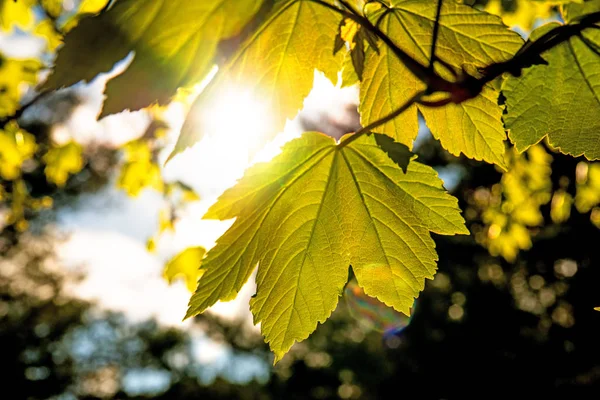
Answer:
[
  {"xmin": 164, "ymin": 247, "xmax": 206, "ymax": 292},
  {"xmin": 503, "ymin": 18, "xmax": 600, "ymax": 159},
  {"xmin": 359, "ymin": 0, "xmax": 522, "ymax": 168},
  {"xmin": 43, "ymin": 0, "xmax": 264, "ymax": 116},
  {"xmin": 169, "ymin": 0, "xmax": 343, "ymax": 161},
  {"xmin": 186, "ymin": 132, "xmax": 467, "ymax": 362},
  {"xmin": 0, "ymin": 122, "xmax": 37, "ymax": 180},
  {"xmin": 43, "ymin": 142, "xmax": 84, "ymax": 187},
  {"xmin": 0, "ymin": 56, "xmax": 42, "ymax": 118},
  {"xmin": 34, "ymin": 19, "xmax": 63, "ymax": 52},
  {"xmin": 0, "ymin": 0, "xmax": 35, "ymax": 31},
  {"xmin": 117, "ymin": 141, "xmax": 163, "ymax": 196},
  {"xmin": 562, "ymin": 0, "xmax": 599, "ymax": 22},
  {"xmin": 78, "ymin": 0, "xmax": 109, "ymax": 14}
]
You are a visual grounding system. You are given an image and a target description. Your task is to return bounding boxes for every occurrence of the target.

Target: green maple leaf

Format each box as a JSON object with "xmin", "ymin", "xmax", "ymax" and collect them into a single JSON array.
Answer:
[
  {"xmin": 169, "ymin": 0, "xmax": 343, "ymax": 161},
  {"xmin": 504, "ymin": 4, "xmax": 600, "ymax": 159},
  {"xmin": 42, "ymin": 0, "xmax": 264, "ymax": 116},
  {"xmin": 186, "ymin": 132, "xmax": 468, "ymax": 362},
  {"xmin": 359, "ymin": 0, "xmax": 522, "ymax": 168},
  {"xmin": 164, "ymin": 247, "xmax": 206, "ymax": 292},
  {"xmin": 562, "ymin": 0, "xmax": 599, "ymax": 21}
]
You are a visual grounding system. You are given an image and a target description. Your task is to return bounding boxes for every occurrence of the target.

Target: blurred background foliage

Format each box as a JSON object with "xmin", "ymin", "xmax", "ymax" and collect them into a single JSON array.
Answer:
[{"xmin": 1, "ymin": 0, "xmax": 599, "ymax": 398}]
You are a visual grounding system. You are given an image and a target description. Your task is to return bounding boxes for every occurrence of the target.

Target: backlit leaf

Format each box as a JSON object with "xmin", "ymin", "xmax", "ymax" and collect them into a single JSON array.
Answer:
[
  {"xmin": 0, "ymin": 122, "xmax": 37, "ymax": 180},
  {"xmin": 503, "ymin": 17, "xmax": 600, "ymax": 159},
  {"xmin": 575, "ymin": 162, "xmax": 600, "ymax": 213},
  {"xmin": 475, "ymin": 145, "xmax": 552, "ymax": 262},
  {"xmin": 562, "ymin": 0, "xmax": 600, "ymax": 22},
  {"xmin": 43, "ymin": 0, "xmax": 264, "ymax": 116},
  {"xmin": 0, "ymin": 56, "xmax": 42, "ymax": 118},
  {"xmin": 164, "ymin": 247, "xmax": 206, "ymax": 292},
  {"xmin": 43, "ymin": 142, "xmax": 84, "ymax": 187},
  {"xmin": 78, "ymin": 0, "xmax": 109, "ymax": 14},
  {"xmin": 117, "ymin": 141, "xmax": 163, "ymax": 196},
  {"xmin": 186, "ymin": 132, "xmax": 467, "ymax": 362},
  {"xmin": 34, "ymin": 20, "xmax": 63, "ymax": 52},
  {"xmin": 359, "ymin": 0, "xmax": 522, "ymax": 168}
]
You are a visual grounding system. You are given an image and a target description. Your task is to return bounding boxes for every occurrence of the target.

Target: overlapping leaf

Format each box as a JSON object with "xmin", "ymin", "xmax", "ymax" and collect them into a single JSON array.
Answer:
[
  {"xmin": 164, "ymin": 247, "xmax": 206, "ymax": 292},
  {"xmin": 169, "ymin": 0, "xmax": 343, "ymax": 160},
  {"xmin": 186, "ymin": 132, "xmax": 467, "ymax": 361},
  {"xmin": 359, "ymin": 0, "xmax": 523, "ymax": 168},
  {"xmin": 43, "ymin": 0, "xmax": 264, "ymax": 116},
  {"xmin": 503, "ymin": 4, "xmax": 600, "ymax": 159}
]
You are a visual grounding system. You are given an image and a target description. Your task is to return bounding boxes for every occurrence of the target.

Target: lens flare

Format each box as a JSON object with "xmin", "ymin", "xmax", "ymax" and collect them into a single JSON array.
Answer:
[{"xmin": 344, "ymin": 280, "xmax": 414, "ymax": 336}]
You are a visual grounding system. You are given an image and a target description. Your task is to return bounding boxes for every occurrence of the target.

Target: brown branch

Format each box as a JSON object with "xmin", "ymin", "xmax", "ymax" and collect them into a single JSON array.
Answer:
[
  {"xmin": 0, "ymin": 90, "xmax": 49, "ymax": 129},
  {"xmin": 311, "ymin": 0, "xmax": 600, "ymax": 106},
  {"xmin": 339, "ymin": 91, "xmax": 425, "ymax": 148},
  {"xmin": 429, "ymin": 0, "xmax": 444, "ymax": 73}
]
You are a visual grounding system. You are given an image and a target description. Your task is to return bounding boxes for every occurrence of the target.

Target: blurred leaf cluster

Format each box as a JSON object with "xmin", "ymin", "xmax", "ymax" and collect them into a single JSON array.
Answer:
[
  {"xmin": 468, "ymin": 145, "xmax": 552, "ymax": 261},
  {"xmin": 481, "ymin": 0, "xmax": 555, "ymax": 30},
  {"xmin": 0, "ymin": 0, "xmax": 202, "ymax": 288}
]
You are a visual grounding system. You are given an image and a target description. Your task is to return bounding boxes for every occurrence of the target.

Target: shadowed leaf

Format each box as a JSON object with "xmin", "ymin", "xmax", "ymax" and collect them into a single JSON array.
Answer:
[{"xmin": 43, "ymin": 0, "xmax": 264, "ymax": 116}]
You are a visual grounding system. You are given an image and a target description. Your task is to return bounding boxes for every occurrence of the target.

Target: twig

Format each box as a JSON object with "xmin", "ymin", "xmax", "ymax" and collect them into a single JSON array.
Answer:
[
  {"xmin": 4, "ymin": 0, "xmax": 599, "ymax": 134},
  {"xmin": 339, "ymin": 91, "xmax": 425, "ymax": 148},
  {"xmin": 311, "ymin": 0, "xmax": 600, "ymax": 104},
  {"xmin": 0, "ymin": 90, "xmax": 49, "ymax": 130},
  {"xmin": 479, "ymin": 11, "xmax": 600, "ymax": 84},
  {"xmin": 309, "ymin": 0, "xmax": 436, "ymax": 86},
  {"xmin": 429, "ymin": 0, "xmax": 444, "ymax": 73}
]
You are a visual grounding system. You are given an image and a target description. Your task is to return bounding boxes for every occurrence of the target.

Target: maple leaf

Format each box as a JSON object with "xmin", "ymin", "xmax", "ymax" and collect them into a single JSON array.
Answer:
[
  {"xmin": 359, "ymin": 0, "xmax": 523, "ymax": 168},
  {"xmin": 164, "ymin": 247, "xmax": 206, "ymax": 292},
  {"xmin": 504, "ymin": 2, "xmax": 600, "ymax": 159},
  {"xmin": 186, "ymin": 132, "xmax": 467, "ymax": 362}
]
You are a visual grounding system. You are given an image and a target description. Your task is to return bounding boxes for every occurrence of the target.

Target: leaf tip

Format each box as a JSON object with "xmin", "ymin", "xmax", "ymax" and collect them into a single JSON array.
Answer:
[
  {"xmin": 272, "ymin": 351, "xmax": 286, "ymax": 365},
  {"xmin": 183, "ymin": 307, "xmax": 197, "ymax": 321},
  {"xmin": 457, "ymin": 224, "xmax": 471, "ymax": 235},
  {"xmin": 164, "ymin": 149, "xmax": 178, "ymax": 166}
]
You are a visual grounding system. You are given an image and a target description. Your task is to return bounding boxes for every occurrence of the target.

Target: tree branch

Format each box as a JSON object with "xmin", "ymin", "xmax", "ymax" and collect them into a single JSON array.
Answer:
[
  {"xmin": 0, "ymin": 91, "xmax": 49, "ymax": 130},
  {"xmin": 310, "ymin": 0, "xmax": 600, "ymax": 105},
  {"xmin": 308, "ymin": 0, "xmax": 437, "ymax": 86},
  {"xmin": 339, "ymin": 91, "xmax": 425, "ymax": 148},
  {"xmin": 429, "ymin": 0, "xmax": 444, "ymax": 73}
]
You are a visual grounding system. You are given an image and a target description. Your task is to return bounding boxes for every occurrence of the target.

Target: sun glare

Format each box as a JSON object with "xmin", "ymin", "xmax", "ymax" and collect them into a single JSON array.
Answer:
[
  {"xmin": 204, "ymin": 85, "xmax": 274, "ymax": 154},
  {"xmin": 164, "ymin": 80, "xmax": 277, "ymax": 198}
]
